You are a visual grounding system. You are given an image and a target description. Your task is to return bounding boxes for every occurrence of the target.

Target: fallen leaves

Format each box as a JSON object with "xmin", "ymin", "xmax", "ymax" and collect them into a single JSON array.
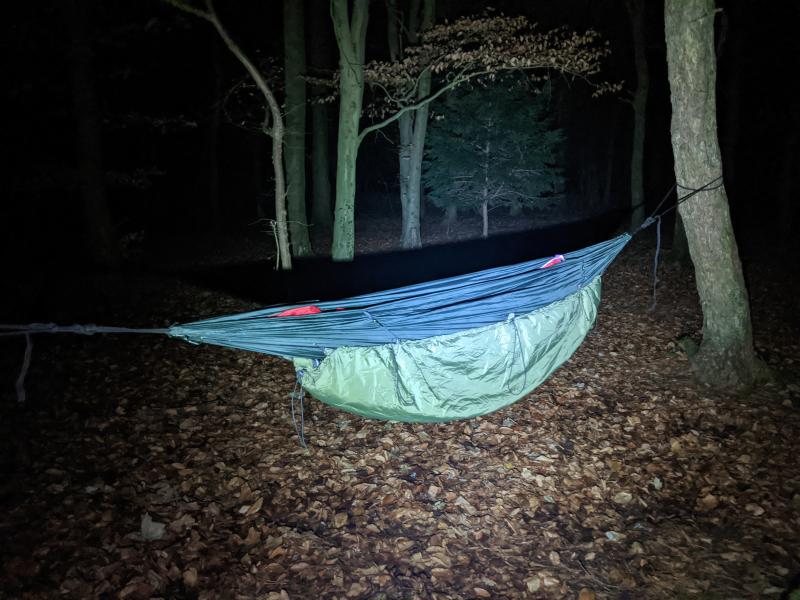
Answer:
[{"xmin": 1, "ymin": 235, "xmax": 798, "ymax": 599}]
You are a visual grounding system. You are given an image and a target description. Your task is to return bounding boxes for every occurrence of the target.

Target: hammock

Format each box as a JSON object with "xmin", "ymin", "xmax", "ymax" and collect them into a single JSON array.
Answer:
[
  {"xmin": 3, "ymin": 233, "xmax": 632, "ymax": 422},
  {"xmin": 167, "ymin": 233, "xmax": 631, "ymax": 422}
]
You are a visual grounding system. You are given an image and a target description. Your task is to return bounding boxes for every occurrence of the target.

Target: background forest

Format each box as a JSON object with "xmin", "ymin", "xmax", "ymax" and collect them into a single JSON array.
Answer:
[
  {"xmin": 3, "ymin": 0, "xmax": 797, "ymax": 271},
  {"xmin": 1, "ymin": 1, "xmax": 799, "ymax": 599}
]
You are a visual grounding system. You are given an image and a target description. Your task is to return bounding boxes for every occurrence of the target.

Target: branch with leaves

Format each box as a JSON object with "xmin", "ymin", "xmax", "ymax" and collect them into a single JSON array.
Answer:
[{"xmin": 358, "ymin": 13, "xmax": 620, "ymax": 140}]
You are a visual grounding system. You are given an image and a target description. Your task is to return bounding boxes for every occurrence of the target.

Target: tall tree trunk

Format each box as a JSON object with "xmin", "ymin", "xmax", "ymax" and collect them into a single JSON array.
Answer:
[
  {"xmin": 403, "ymin": 69, "xmax": 431, "ymax": 247},
  {"xmin": 664, "ymin": 0, "xmax": 761, "ymax": 388},
  {"xmin": 331, "ymin": 0, "xmax": 368, "ymax": 261},
  {"xmin": 387, "ymin": 0, "xmax": 434, "ymax": 249},
  {"xmin": 283, "ymin": 0, "xmax": 312, "ymax": 256},
  {"xmin": 627, "ymin": 0, "xmax": 648, "ymax": 229},
  {"xmin": 67, "ymin": 0, "xmax": 120, "ymax": 266},
  {"xmin": 397, "ymin": 113, "xmax": 414, "ymax": 243},
  {"xmin": 671, "ymin": 211, "xmax": 690, "ymax": 265}
]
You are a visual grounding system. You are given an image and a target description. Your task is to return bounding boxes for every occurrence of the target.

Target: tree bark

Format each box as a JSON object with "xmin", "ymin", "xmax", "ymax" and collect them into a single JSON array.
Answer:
[
  {"xmin": 671, "ymin": 211, "xmax": 691, "ymax": 266},
  {"xmin": 309, "ymin": 0, "xmax": 333, "ymax": 231},
  {"xmin": 387, "ymin": 0, "xmax": 434, "ymax": 249},
  {"xmin": 283, "ymin": 0, "xmax": 312, "ymax": 256},
  {"xmin": 627, "ymin": 0, "xmax": 648, "ymax": 229},
  {"xmin": 664, "ymin": 0, "xmax": 761, "ymax": 388},
  {"xmin": 67, "ymin": 0, "xmax": 120, "ymax": 266},
  {"xmin": 331, "ymin": 0, "xmax": 368, "ymax": 261}
]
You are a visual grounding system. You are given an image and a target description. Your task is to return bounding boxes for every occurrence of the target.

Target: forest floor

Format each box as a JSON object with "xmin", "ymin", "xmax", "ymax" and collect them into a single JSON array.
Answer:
[{"xmin": 1, "ymin": 218, "xmax": 799, "ymax": 600}]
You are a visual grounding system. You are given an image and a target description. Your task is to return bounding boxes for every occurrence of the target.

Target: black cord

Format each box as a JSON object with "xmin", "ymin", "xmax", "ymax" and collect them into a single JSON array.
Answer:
[
  {"xmin": 638, "ymin": 175, "xmax": 724, "ymax": 233},
  {"xmin": 635, "ymin": 175, "xmax": 723, "ymax": 310}
]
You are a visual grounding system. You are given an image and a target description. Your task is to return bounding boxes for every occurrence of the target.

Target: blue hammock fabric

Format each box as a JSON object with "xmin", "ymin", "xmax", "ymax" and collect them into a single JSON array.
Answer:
[{"xmin": 169, "ymin": 233, "xmax": 631, "ymax": 360}]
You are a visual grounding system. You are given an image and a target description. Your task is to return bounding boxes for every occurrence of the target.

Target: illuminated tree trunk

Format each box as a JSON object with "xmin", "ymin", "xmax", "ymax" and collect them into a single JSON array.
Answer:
[
  {"xmin": 664, "ymin": 0, "xmax": 761, "ymax": 388},
  {"xmin": 387, "ymin": 0, "xmax": 435, "ymax": 249},
  {"xmin": 627, "ymin": 0, "xmax": 648, "ymax": 229},
  {"xmin": 283, "ymin": 0, "xmax": 312, "ymax": 256},
  {"xmin": 331, "ymin": 0, "xmax": 368, "ymax": 261}
]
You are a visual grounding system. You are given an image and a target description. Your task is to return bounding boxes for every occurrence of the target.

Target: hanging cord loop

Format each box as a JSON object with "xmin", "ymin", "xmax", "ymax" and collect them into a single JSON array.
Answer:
[
  {"xmin": 648, "ymin": 216, "xmax": 662, "ymax": 311},
  {"xmin": 637, "ymin": 175, "xmax": 724, "ymax": 233},
  {"xmin": 290, "ymin": 375, "xmax": 308, "ymax": 449},
  {"xmin": 14, "ymin": 334, "xmax": 33, "ymax": 405}
]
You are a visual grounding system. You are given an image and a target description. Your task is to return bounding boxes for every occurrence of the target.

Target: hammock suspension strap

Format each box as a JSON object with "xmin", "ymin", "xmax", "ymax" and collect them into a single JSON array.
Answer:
[{"xmin": 637, "ymin": 175, "xmax": 724, "ymax": 309}]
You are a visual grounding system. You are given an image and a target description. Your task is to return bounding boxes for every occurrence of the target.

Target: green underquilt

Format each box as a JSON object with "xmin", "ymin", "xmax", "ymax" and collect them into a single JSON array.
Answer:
[{"xmin": 293, "ymin": 276, "xmax": 602, "ymax": 422}]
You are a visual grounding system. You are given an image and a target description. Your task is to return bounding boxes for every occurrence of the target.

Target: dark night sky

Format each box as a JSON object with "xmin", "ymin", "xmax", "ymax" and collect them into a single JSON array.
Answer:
[{"xmin": 2, "ymin": 0, "xmax": 799, "ymax": 283}]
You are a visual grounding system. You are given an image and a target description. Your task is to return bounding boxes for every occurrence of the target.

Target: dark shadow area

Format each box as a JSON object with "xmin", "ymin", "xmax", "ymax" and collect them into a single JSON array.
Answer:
[{"xmin": 178, "ymin": 211, "xmax": 627, "ymax": 305}]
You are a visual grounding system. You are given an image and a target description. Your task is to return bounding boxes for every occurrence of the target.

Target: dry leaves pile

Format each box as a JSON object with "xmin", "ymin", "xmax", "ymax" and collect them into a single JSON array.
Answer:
[{"xmin": 1, "ymin": 235, "xmax": 798, "ymax": 599}]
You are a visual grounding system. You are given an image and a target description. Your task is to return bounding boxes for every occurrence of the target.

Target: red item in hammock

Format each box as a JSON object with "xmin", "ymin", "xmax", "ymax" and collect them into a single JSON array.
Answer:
[
  {"xmin": 272, "ymin": 305, "xmax": 322, "ymax": 317},
  {"xmin": 540, "ymin": 254, "xmax": 565, "ymax": 269}
]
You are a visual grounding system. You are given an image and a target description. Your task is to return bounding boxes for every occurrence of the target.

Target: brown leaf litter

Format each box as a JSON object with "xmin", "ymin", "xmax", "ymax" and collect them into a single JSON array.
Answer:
[{"xmin": 1, "ymin": 236, "xmax": 798, "ymax": 599}]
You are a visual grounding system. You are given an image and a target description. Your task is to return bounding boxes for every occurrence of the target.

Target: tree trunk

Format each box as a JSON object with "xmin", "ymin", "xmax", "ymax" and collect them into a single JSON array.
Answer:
[
  {"xmin": 664, "ymin": 0, "xmax": 761, "ymax": 388},
  {"xmin": 402, "ymin": 66, "xmax": 431, "ymax": 248},
  {"xmin": 331, "ymin": 0, "xmax": 368, "ymax": 261},
  {"xmin": 268, "ymin": 107, "xmax": 292, "ymax": 270},
  {"xmin": 671, "ymin": 211, "xmax": 691, "ymax": 266},
  {"xmin": 283, "ymin": 0, "xmax": 312, "ymax": 256},
  {"xmin": 481, "ymin": 201, "xmax": 488, "ymax": 238},
  {"xmin": 67, "ymin": 0, "xmax": 120, "ymax": 266},
  {"xmin": 627, "ymin": 0, "xmax": 648, "ymax": 229},
  {"xmin": 391, "ymin": 0, "xmax": 435, "ymax": 250},
  {"xmin": 397, "ymin": 112, "xmax": 414, "ymax": 243},
  {"xmin": 308, "ymin": 0, "xmax": 333, "ymax": 231}
]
